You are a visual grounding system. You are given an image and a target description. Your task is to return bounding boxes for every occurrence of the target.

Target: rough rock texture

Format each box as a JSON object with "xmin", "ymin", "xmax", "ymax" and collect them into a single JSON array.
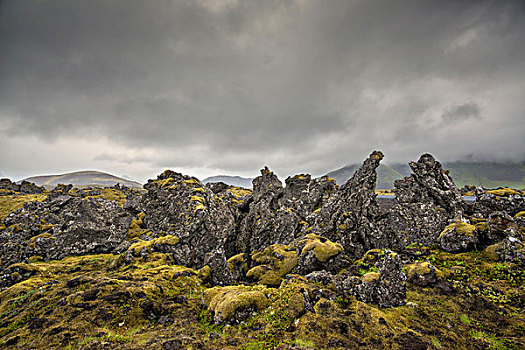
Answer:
[
  {"xmin": 497, "ymin": 236, "xmax": 525, "ymax": 262},
  {"xmin": 306, "ymin": 151, "xmax": 386, "ymax": 259},
  {"xmin": 485, "ymin": 211, "xmax": 520, "ymax": 245},
  {"xmin": 309, "ymin": 250, "xmax": 407, "ymax": 308},
  {"xmin": 235, "ymin": 168, "xmax": 336, "ymax": 254},
  {"xmin": 235, "ymin": 167, "xmax": 295, "ymax": 253},
  {"xmin": 471, "ymin": 187, "xmax": 525, "ymax": 217},
  {"xmin": 281, "ymin": 174, "xmax": 337, "ymax": 220},
  {"xmin": 438, "ymin": 221, "xmax": 478, "ymax": 252},
  {"xmin": 0, "ymin": 179, "xmax": 44, "ymax": 195},
  {"xmin": 387, "ymin": 154, "xmax": 465, "ymax": 247},
  {"xmin": 0, "ymin": 194, "xmax": 131, "ymax": 289},
  {"xmin": 139, "ymin": 170, "xmax": 235, "ymax": 285},
  {"xmin": 405, "ymin": 261, "xmax": 443, "ymax": 287}
]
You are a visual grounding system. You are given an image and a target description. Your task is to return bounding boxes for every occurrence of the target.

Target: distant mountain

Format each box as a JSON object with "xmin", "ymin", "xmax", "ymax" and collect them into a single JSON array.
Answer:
[
  {"xmin": 202, "ymin": 175, "xmax": 253, "ymax": 188},
  {"xmin": 326, "ymin": 164, "xmax": 411, "ymax": 189},
  {"xmin": 444, "ymin": 161, "xmax": 525, "ymax": 188},
  {"xmin": 22, "ymin": 170, "xmax": 143, "ymax": 189},
  {"xmin": 326, "ymin": 161, "xmax": 525, "ymax": 189}
]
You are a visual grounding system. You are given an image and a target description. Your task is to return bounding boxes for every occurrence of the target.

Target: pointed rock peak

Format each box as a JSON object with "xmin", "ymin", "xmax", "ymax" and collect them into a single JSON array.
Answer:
[
  {"xmin": 261, "ymin": 166, "xmax": 274, "ymax": 177},
  {"xmin": 370, "ymin": 150, "xmax": 384, "ymax": 162},
  {"xmin": 409, "ymin": 153, "xmax": 442, "ymax": 174},
  {"xmin": 252, "ymin": 166, "xmax": 282, "ymax": 196},
  {"xmin": 342, "ymin": 150, "xmax": 383, "ymax": 190}
]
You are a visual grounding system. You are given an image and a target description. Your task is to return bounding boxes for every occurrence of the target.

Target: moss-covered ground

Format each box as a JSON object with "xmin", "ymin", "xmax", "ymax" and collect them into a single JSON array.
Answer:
[{"xmin": 0, "ymin": 245, "xmax": 522, "ymax": 349}]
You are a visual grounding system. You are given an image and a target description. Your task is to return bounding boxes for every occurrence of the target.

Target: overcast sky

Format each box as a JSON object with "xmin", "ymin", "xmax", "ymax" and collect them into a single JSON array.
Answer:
[{"xmin": 1, "ymin": 0, "xmax": 524, "ymax": 182}]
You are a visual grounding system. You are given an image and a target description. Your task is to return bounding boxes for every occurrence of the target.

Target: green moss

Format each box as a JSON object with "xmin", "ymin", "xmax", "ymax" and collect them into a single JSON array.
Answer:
[
  {"xmin": 484, "ymin": 243, "xmax": 501, "ymax": 261},
  {"xmin": 28, "ymin": 233, "xmax": 55, "ymax": 248},
  {"xmin": 486, "ymin": 188, "xmax": 519, "ymax": 196},
  {"xmin": 300, "ymin": 234, "xmax": 343, "ymax": 262},
  {"xmin": 361, "ymin": 272, "xmax": 380, "ymax": 282},
  {"xmin": 88, "ymin": 188, "xmax": 127, "ymax": 207},
  {"xmin": 183, "ymin": 179, "xmax": 200, "ymax": 185},
  {"xmin": 226, "ymin": 187, "xmax": 252, "ymax": 198},
  {"xmin": 227, "ymin": 253, "xmax": 247, "ymax": 273},
  {"xmin": 248, "ymin": 244, "xmax": 298, "ymax": 287},
  {"xmin": 0, "ymin": 194, "xmax": 47, "ymax": 221},
  {"xmin": 155, "ymin": 177, "xmax": 175, "ymax": 188},
  {"xmin": 128, "ymin": 212, "xmax": 151, "ymax": 240},
  {"xmin": 514, "ymin": 211, "xmax": 525, "ymax": 219},
  {"xmin": 190, "ymin": 196, "xmax": 205, "ymax": 204},
  {"xmin": 439, "ymin": 221, "xmax": 477, "ymax": 238},
  {"xmin": 128, "ymin": 234, "xmax": 180, "ymax": 255},
  {"xmin": 203, "ymin": 285, "xmax": 270, "ymax": 323},
  {"xmin": 193, "ymin": 203, "xmax": 206, "ymax": 213}
]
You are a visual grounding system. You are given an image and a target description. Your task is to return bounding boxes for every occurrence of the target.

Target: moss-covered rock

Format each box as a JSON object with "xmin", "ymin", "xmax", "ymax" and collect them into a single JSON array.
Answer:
[
  {"xmin": 203, "ymin": 285, "xmax": 270, "ymax": 324},
  {"xmin": 439, "ymin": 221, "xmax": 478, "ymax": 252},
  {"xmin": 405, "ymin": 261, "xmax": 443, "ymax": 287},
  {"xmin": 246, "ymin": 244, "xmax": 298, "ymax": 287},
  {"xmin": 300, "ymin": 233, "xmax": 343, "ymax": 263}
]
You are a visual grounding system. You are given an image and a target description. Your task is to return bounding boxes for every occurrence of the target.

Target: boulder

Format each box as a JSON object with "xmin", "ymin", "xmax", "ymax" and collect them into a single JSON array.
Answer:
[
  {"xmin": 471, "ymin": 188, "xmax": 525, "ymax": 218},
  {"xmin": 405, "ymin": 261, "xmax": 443, "ymax": 287},
  {"xmin": 438, "ymin": 221, "xmax": 478, "ymax": 252}
]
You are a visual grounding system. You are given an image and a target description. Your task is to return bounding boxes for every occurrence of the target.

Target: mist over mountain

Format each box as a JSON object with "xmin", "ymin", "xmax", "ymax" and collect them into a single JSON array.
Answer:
[
  {"xmin": 22, "ymin": 170, "xmax": 142, "ymax": 189},
  {"xmin": 202, "ymin": 175, "xmax": 254, "ymax": 188},
  {"xmin": 327, "ymin": 161, "xmax": 525, "ymax": 189}
]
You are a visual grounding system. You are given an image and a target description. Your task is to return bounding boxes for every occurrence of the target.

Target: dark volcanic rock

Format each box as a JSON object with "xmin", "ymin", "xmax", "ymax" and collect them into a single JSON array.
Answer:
[
  {"xmin": 0, "ymin": 178, "xmax": 44, "ymax": 195},
  {"xmin": 438, "ymin": 221, "xmax": 478, "ymax": 252},
  {"xmin": 235, "ymin": 168, "xmax": 337, "ymax": 254},
  {"xmin": 236, "ymin": 167, "xmax": 297, "ymax": 253},
  {"xmin": 140, "ymin": 170, "xmax": 235, "ymax": 285},
  {"xmin": 306, "ymin": 151, "xmax": 387, "ymax": 259},
  {"xmin": 310, "ymin": 250, "xmax": 407, "ymax": 308},
  {"xmin": 387, "ymin": 153, "xmax": 465, "ymax": 247},
  {"xmin": 0, "ymin": 194, "xmax": 131, "ymax": 289},
  {"xmin": 471, "ymin": 188, "xmax": 525, "ymax": 217}
]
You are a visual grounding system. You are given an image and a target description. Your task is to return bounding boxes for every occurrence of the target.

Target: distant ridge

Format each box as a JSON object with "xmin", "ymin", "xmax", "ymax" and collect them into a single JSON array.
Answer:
[
  {"xmin": 202, "ymin": 175, "xmax": 253, "ymax": 188},
  {"xmin": 326, "ymin": 161, "xmax": 525, "ymax": 189},
  {"xmin": 22, "ymin": 170, "xmax": 143, "ymax": 189}
]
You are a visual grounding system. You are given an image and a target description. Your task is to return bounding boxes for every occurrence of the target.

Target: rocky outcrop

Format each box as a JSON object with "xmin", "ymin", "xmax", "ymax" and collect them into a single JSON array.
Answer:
[
  {"xmin": 235, "ymin": 168, "xmax": 336, "ymax": 254},
  {"xmin": 305, "ymin": 151, "xmax": 386, "ymax": 259},
  {"xmin": 0, "ymin": 194, "xmax": 131, "ymax": 289},
  {"xmin": 387, "ymin": 154, "xmax": 465, "ymax": 247},
  {"xmin": 307, "ymin": 250, "xmax": 407, "ymax": 308},
  {"xmin": 0, "ymin": 179, "xmax": 44, "ymax": 195},
  {"xmin": 138, "ymin": 170, "xmax": 235, "ymax": 285},
  {"xmin": 470, "ymin": 188, "xmax": 525, "ymax": 217}
]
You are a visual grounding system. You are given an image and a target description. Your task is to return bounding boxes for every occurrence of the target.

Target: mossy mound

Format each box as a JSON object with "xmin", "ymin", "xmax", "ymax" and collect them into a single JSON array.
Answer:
[
  {"xmin": 299, "ymin": 234, "xmax": 343, "ymax": 262},
  {"xmin": 247, "ymin": 244, "xmax": 298, "ymax": 287},
  {"xmin": 203, "ymin": 285, "xmax": 270, "ymax": 324}
]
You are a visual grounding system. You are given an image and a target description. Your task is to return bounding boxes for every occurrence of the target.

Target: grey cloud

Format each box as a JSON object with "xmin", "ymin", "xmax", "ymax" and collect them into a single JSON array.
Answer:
[
  {"xmin": 1, "ymin": 0, "xmax": 524, "ymax": 180},
  {"xmin": 442, "ymin": 103, "xmax": 481, "ymax": 123}
]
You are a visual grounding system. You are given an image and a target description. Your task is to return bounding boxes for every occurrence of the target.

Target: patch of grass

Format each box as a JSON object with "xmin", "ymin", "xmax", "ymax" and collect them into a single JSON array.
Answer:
[{"xmin": 460, "ymin": 314, "xmax": 471, "ymax": 325}]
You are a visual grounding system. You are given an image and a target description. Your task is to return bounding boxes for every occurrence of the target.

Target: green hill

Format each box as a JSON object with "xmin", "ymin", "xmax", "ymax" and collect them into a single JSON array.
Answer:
[{"xmin": 22, "ymin": 170, "xmax": 143, "ymax": 189}]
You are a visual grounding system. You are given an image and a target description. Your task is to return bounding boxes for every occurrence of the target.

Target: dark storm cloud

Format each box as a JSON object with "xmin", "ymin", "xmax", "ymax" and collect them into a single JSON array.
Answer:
[
  {"xmin": 442, "ymin": 103, "xmax": 481, "ymax": 123},
  {"xmin": 1, "ymin": 0, "xmax": 524, "ymax": 180}
]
